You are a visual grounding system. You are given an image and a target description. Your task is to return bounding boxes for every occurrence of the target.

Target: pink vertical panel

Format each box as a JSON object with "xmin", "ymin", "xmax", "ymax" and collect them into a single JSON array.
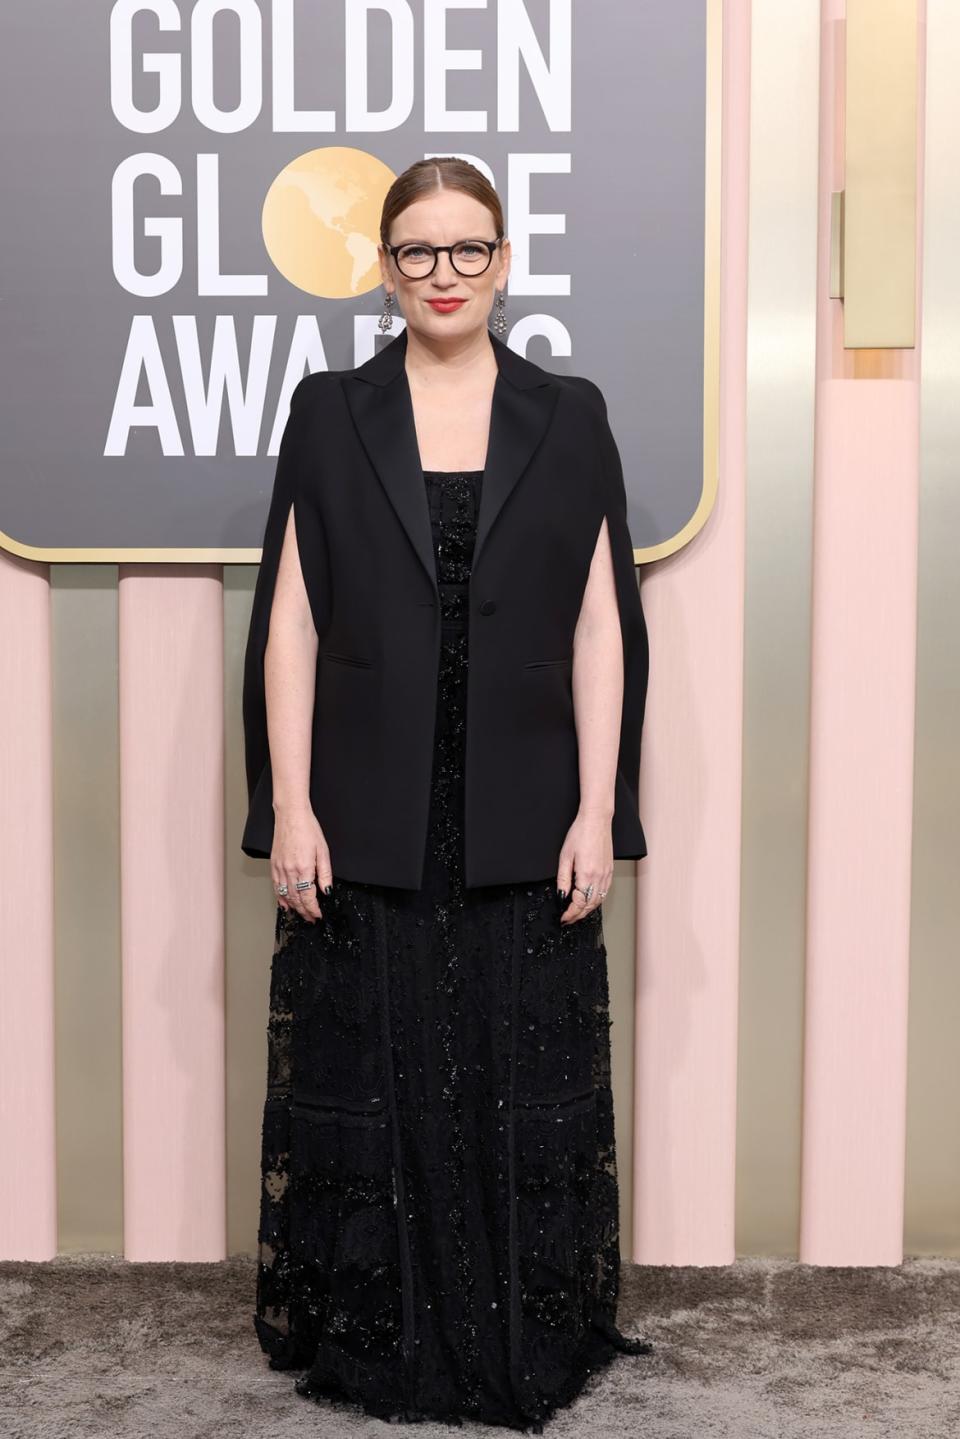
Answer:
[
  {"xmin": 800, "ymin": 382, "xmax": 918, "ymax": 1263},
  {"xmin": 119, "ymin": 568, "xmax": 226, "ymax": 1259},
  {"xmin": 0, "ymin": 553, "xmax": 56, "ymax": 1258},
  {"xmin": 800, "ymin": 0, "xmax": 923, "ymax": 1265},
  {"xmin": 631, "ymin": 0, "xmax": 749, "ymax": 1263}
]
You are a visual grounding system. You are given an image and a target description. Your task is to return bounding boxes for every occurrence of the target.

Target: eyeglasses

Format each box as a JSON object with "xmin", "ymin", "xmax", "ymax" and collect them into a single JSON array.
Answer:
[{"xmin": 384, "ymin": 238, "xmax": 503, "ymax": 279}]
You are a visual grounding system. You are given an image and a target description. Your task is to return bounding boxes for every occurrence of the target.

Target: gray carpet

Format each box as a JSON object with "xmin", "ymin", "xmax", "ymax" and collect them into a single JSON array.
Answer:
[{"xmin": 1, "ymin": 1255, "xmax": 958, "ymax": 1438}]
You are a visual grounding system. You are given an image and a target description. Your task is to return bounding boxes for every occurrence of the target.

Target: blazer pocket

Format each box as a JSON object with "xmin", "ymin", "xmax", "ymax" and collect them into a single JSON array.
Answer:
[
  {"xmin": 321, "ymin": 650, "xmax": 374, "ymax": 669},
  {"xmin": 522, "ymin": 656, "xmax": 573, "ymax": 669}
]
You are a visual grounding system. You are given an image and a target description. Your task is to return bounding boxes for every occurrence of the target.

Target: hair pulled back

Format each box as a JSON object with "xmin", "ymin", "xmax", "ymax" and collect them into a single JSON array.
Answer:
[{"xmin": 380, "ymin": 157, "xmax": 505, "ymax": 245}]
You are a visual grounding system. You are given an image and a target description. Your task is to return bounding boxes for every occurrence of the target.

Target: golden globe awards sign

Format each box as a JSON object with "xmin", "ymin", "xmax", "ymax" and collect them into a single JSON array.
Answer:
[{"xmin": 0, "ymin": 0, "xmax": 713, "ymax": 561}]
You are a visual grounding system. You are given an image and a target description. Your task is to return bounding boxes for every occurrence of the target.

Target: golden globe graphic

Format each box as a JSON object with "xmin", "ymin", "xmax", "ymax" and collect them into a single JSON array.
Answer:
[{"xmin": 262, "ymin": 147, "xmax": 396, "ymax": 299}]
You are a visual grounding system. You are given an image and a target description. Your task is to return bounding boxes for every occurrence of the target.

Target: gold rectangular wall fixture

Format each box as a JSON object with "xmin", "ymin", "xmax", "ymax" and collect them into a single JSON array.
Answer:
[{"xmin": 841, "ymin": 0, "xmax": 917, "ymax": 348}]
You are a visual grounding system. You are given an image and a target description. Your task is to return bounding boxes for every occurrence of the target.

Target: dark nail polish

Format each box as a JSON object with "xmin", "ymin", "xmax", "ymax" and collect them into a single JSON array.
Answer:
[{"xmin": 323, "ymin": 884, "xmax": 332, "ymax": 895}]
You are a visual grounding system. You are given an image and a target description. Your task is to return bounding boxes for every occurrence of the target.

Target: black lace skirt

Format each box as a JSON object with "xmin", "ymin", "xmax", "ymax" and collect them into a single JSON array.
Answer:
[{"xmin": 253, "ymin": 472, "xmax": 652, "ymax": 1430}]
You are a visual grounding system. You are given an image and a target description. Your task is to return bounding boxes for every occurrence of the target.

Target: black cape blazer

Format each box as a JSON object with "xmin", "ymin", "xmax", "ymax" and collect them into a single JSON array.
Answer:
[{"xmin": 241, "ymin": 325, "xmax": 648, "ymax": 889}]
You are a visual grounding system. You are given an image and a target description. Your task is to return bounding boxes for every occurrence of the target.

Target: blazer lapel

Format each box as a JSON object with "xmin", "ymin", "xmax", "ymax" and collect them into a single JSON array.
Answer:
[
  {"xmin": 475, "ymin": 350, "xmax": 560, "ymax": 575},
  {"xmin": 342, "ymin": 326, "xmax": 559, "ymax": 598}
]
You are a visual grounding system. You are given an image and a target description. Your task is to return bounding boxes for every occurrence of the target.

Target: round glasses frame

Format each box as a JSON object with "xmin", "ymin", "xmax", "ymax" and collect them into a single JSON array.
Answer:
[{"xmin": 384, "ymin": 237, "xmax": 504, "ymax": 279}]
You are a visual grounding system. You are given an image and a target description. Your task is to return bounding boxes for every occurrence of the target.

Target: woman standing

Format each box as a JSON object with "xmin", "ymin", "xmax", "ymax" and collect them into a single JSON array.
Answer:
[{"xmin": 242, "ymin": 157, "xmax": 652, "ymax": 1430}]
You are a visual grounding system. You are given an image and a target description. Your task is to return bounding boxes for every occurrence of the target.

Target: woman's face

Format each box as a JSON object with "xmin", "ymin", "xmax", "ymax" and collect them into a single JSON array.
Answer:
[{"xmin": 378, "ymin": 189, "xmax": 510, "ymax": 342}]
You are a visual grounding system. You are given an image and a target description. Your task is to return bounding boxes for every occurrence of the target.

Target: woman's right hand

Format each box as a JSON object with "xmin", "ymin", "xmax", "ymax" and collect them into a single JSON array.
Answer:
[{"xmin": 270, "ymin": 803, "xmax": 332, "ymax": 923}]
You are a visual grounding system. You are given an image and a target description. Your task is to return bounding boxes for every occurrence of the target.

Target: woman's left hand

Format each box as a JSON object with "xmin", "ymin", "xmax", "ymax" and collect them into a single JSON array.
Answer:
[{"xmin": 557, "ymin": 808, "xmax": 613, "ymax": 924}]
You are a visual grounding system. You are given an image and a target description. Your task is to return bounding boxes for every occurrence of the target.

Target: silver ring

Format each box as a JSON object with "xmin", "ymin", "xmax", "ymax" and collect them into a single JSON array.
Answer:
[
  {"xmin": 295, "ymin": 878, "xmax": 314, "ymax": 891},
  {"xmin": 276, "ymin": 883, "xmax": 288, "ymax": 896},
  {"xmin": 574, "ymin": 882, "xmax": 595, "ymax": 902}
]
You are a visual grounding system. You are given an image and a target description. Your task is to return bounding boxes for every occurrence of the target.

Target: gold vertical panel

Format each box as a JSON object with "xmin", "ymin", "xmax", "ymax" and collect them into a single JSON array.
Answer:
[
  {"xmin": 53, "ymin": 567, "xmax": 123, "ymax": 1253},
  {"xmin": 844, "ymin": 0, "xmax": 918, "ymax": 348},
  {"xmin": 736, "ymin": 1, "xmax": 820, "ymax": 1256},
  {"xmin": 906, "ymin": 0, "xmax": 960, "ymax": 1258}
]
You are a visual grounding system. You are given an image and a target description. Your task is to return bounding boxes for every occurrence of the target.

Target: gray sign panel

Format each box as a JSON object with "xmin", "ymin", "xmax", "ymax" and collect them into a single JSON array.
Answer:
[{"xmin": 0, "ymin": 0, "xmax": 714, "ymax": 562}]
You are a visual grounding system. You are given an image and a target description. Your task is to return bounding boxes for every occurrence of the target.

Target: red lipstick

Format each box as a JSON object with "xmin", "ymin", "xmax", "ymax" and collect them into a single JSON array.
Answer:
[{"xmin": 426, "ymin": 299, "xmax": 467, "ymax": 312}]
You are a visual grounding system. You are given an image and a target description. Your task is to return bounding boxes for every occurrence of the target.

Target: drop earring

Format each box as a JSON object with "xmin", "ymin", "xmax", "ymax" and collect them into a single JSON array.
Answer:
[
  {"xmin": 378, "ymin": 290, "xmax": 395, "ymax": 333},
  {"xmin": 492, "ymin": 289, "xmax": 507, "ymax": 335}
]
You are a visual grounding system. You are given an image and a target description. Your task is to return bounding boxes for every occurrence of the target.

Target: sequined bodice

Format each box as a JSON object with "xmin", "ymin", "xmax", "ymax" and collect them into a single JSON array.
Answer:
[{"xmin": 423, "ymin": 469, "xmax": 483, "ymax": 628}]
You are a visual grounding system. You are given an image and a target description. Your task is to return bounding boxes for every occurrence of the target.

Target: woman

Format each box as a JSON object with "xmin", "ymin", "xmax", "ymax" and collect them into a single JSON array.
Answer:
[{"xmin": 243, "ymin": 156, "xmax": 652, "ymax": 1431}]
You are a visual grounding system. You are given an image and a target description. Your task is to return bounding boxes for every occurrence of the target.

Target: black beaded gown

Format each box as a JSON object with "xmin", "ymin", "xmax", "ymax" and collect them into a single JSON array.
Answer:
[{"xmin": 253, "ymin": 468, "xmax": 653, "ymax": 1431}]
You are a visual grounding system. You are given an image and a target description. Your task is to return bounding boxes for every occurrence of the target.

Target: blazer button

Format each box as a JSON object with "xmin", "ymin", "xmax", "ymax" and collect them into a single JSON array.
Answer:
[{"xmin": 479, "ymin": 599, "xmax": 497, "ymax": 615}]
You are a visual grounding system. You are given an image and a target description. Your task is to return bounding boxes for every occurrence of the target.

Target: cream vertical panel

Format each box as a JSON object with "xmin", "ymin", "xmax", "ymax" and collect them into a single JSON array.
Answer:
[
  {"xmin": 906, "ymin": 0, "xmax": 960, "ymax": 1257},
  {"xmin": 843, "ymin": 0, "xmax": 919, "ymax": 347},
  {"xmin": 735, "ymin": 0, "xmax": 820, "ymax": 1256},
  {"xmin": 799, "ymin": 1, "xmax": 921, "ymax": 1264},
  {"xmin": 0, "ymin": 553, "xmax": 56, "ymax": 1258},
  {"xmin": 52, "ymin": 567, "xmax": 123, "ymax": 1254},
  {"xmin": 119, "ymin": 569, "xmax": 226, "ymax": 1260}
]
